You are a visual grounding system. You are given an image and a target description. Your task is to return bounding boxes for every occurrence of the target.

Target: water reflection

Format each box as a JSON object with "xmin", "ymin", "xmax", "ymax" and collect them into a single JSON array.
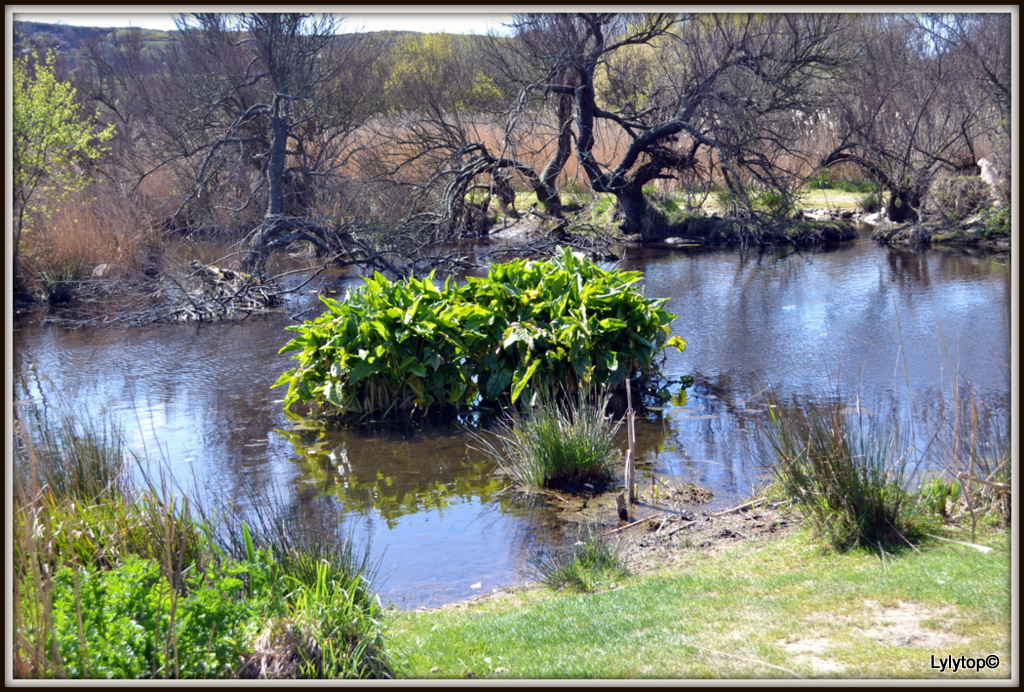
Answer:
[{"xmin": 10, "ymin": 238, "xmax": 1011, "ymax": 609}]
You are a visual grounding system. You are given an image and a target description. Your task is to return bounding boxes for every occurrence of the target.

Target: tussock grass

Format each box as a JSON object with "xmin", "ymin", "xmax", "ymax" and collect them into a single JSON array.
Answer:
[
  {"xmin": 758, "ymin": 388, "xmax": 926, "ymax": 553},
  {"xmin": 471, "ymin": 388, "xmax": 623, "ymax": 491},
  {"xmin": 530, "ymin": 531, "xmax": 631, "ymax": 593}
]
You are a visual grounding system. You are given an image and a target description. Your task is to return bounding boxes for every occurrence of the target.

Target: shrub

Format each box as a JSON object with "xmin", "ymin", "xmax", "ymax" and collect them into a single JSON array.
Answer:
[
  {"xmin": 916, "ymin": 475, "xmax": 961, "ymax": 517},
  {"xmin": 274, "ymin": 247, "xmax": 686, "ymax": 421},
  {"xmin": 471, "ymin": 388, "xmax": 622, "ymax": 491},
  {"xmin": 980, "ymin": 205, "xmax": 1010, "ymax": 236},
  {"xmin": 13, "ymin": 389, "xmax": 393, "ymax": 679},
  {"xmin": 758, "ymin": 389, "xmax": 922, "ymax": 552},
  {"xmin": 806, "ymin": 170, "xmax": 830, "ymax": 190},
  {"xmin": 754, "ymin": 187, "xmax": 796, "ymax": 218},
  {"xmin": 858, "ymin": 191, "xmax": 882, "ymax": 214}
]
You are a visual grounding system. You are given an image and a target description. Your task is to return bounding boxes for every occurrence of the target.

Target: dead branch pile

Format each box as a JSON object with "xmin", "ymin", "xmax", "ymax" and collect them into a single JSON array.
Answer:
[{"xmin": 145, "ymin": 260, "xmax": 283, "ymax": 323}]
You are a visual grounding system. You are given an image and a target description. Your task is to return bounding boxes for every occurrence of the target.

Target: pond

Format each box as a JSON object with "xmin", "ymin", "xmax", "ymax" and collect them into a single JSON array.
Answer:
[{"xmin": 11, "ymin": 234, "xmax": 1011, "ymax": 609}]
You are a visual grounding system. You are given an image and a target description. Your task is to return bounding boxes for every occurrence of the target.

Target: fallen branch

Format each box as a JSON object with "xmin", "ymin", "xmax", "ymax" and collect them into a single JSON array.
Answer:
[
  {"xmin": 957, "ymin": 472, "xmax": 1011, "ymax": 492},
  {"xmin": 601, "ymin": 510, "xmax": 668, "ymax": 536},
  {"xmin": 924, "ymin": 534, "xmax": 993, "ymax": 554},
  {"xmin": 664, "ymin": 520, "xmax": 697, "ymax": 537},
  {"xmin": 711, "ymin": 498, "xmax": 767, "ymax": 517}
]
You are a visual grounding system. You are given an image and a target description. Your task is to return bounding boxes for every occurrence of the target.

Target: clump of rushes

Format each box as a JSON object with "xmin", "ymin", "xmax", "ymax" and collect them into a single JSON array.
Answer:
[
  {"xmin": 472, "ymin": 388, "xmax": 622, "ymax": 492},
  {"xmin": 13, "ymin": 386, "xmax": 393, "ymax": 679},
  {"xmin": 273, "ymin": 246, "xmax": 686, "ymax": 422},
  {"xmin": 758, "ymin": 388, "xmax": 923, "ymax": 552},
  {"xmin": 530, "ymin": 531, "xmax": 631, "ymax": 593},
  {"xmin": 34, "ymin": 254, "xmax": 84, "ymax": 304}
]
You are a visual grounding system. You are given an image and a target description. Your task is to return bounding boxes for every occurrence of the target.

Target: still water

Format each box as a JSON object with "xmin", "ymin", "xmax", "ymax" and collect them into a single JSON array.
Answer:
[{"xmin": 11, "ymin": 236, "xmax": 1011, "ymax": 608}]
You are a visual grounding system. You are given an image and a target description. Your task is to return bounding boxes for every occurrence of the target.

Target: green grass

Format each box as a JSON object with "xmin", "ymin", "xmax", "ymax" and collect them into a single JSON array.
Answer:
[
  {"xmin": 530, "ymin": 531, "xmax": 631, "ymax": 593},
  {"xmin": 13, "ymin": 383, "xmax": 393, "ymax": 679},
  {"xmin": 386, "ymin": 526, "xmax": 1012, "ymax": 679}
]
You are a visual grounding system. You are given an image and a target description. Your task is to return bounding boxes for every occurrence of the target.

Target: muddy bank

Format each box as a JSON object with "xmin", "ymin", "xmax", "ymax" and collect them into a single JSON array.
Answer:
[
  {"xmin": 422, "ymin": 486, "xmax": 800, "ymax": 613},
  {"xmin": 533, "ymin": 485, "xmax": 798, "ymax": 578},
  {"xmin": 487, "ymin": 214, "xmax": 859, "ymax": 249}
]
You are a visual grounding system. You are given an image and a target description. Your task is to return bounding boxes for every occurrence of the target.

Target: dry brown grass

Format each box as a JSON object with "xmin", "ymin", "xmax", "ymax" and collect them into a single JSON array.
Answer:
[{"xmin": 21, "ymin": 179, "xmax": 159, "ymax": 278}]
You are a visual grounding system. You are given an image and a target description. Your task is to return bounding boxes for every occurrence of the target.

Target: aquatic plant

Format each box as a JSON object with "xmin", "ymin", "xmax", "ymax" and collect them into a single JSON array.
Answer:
[
  {"xmin": 470, "ymin": 387, "xmax": 622, "ymax": 491},
  {"xmin": 530, "ymin": 531, "xmax": 631, "ymax": 593},
  {"xmin": 758, "ymin": 388, "xmax": 923, "ymax": 552},
  {"xmin": 274, "ymin": 247, "xmax": 686, "ymax": 421}
]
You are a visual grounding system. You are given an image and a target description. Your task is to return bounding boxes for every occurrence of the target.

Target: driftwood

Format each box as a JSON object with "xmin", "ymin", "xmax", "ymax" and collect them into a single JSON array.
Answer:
[
  {"xmin": 601, "ymin": 510, "xmax": 668, "ymax": 536},
  {"xmin": 710, "ymin": 498, "xmax": 767, "ymax": 517}
]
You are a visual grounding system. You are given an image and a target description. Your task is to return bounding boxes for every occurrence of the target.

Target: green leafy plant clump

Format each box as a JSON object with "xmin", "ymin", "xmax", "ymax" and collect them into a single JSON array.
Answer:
[
  {"xmin": 274, "ymin": 247, "xmax": 686, "ymax": 421},
  {"xmin": 13, "ymin": 386, "xmax": 394, "ymax": 680}
]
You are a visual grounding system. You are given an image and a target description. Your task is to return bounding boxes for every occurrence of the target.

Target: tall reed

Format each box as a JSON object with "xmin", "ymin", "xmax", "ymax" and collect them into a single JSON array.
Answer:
[{"xmin": 758, "ymin": 387, "xmax": 923, "ymax": 552}]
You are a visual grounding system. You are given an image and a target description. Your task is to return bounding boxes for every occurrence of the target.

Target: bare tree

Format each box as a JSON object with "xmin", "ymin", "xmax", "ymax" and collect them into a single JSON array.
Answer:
[
  {"xmin": 508, "ymin": 13, "xmax": 847, "ymax": 241},
  {"xmin": 158, "ymin": 13, "xmax": 383, "ymax": 271},
  {"xmin": 820, "ymin": 13, "xmax": 1010, "ymax": 222},
  {"xmin": 361, "ymin": 30, "xmax": 577, "ymax": 241},
  {"xmin": 918, "ymin": 12, "xmax": 1012, "ymax": 204}
]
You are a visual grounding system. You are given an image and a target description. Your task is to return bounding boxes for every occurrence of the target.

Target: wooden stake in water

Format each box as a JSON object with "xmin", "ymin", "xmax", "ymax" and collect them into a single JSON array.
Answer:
[{"xmin": 625, "ymin": 379, "xmax": 636, "ymax": 504}]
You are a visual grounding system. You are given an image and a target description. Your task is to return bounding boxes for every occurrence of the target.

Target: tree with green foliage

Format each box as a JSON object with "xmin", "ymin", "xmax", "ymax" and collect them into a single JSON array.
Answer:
[{"xmin": 12, "ymin": 48, "xmax": 115, "ymax": 291}]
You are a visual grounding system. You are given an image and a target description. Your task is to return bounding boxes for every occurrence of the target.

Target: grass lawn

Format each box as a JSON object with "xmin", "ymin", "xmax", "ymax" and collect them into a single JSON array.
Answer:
[{"xmin": 385, "ymin": 524, "xmax": 1013, "ymax": 680}]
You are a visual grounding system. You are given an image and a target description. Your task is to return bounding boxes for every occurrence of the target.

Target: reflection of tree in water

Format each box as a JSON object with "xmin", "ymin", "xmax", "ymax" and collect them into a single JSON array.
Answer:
[
  {"xmin": 279, "ymin": 422, "xmax": 509, "ymax": 527},
  {"xmin": 886, "ymin": 248, "xmax": 933, "ymax": 290}
]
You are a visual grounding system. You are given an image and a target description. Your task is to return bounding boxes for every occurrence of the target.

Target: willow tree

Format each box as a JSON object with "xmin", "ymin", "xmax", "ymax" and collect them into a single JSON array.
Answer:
[
  {"xmin": 508, "ymin": 13, "xmax": 847, "ymax": 241},
  {"xmin": 820, "ymin": 13, "xmax": 1011, "ymax": 222},
  {"xmin": 368, "ymin": 29, "xmax": 577, "ymax": 238}
]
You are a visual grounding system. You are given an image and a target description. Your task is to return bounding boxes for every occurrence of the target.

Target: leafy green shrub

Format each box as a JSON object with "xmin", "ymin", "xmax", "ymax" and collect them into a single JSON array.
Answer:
[
  {"xmin": 44, "ymin": 554, "xmax": 267, "ymax": 678},
  {"xmin": 13, "ymin": 388, "xmax": 393, "ymax": 680},
  {"xmin": 916, "ymin": 475, "xmax": 961, "ymax": 517},
  {"xmin": 981, "ymin": 205, "xmax": 1010, "ymax": 236},
  {"xmin": 758, "ymin": 390, "xmax": 922, "ymax": 552},
  {"xmin": 806, "ymin": 171, "xmax": 830, "ymax": 190},
  {"xmin": 471, "ymin": 388, "xmax": 622, "ymax": 490},
  {"xmin": 858, "ymin": 191, "xmax": 882, "ymax": 214},
  {"xmin": 274, "ymin": 247, "xmax": 685, "ymax": 421},
  {"xmin": 754, "ymin": 188, "xmax": 794, "ymax": 217}
]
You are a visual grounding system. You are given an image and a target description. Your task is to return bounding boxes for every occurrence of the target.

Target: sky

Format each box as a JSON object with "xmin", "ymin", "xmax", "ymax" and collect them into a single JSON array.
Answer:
[{"xmin": 11, "ymin": 7, "xmax": 517, "ymax": 35}]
